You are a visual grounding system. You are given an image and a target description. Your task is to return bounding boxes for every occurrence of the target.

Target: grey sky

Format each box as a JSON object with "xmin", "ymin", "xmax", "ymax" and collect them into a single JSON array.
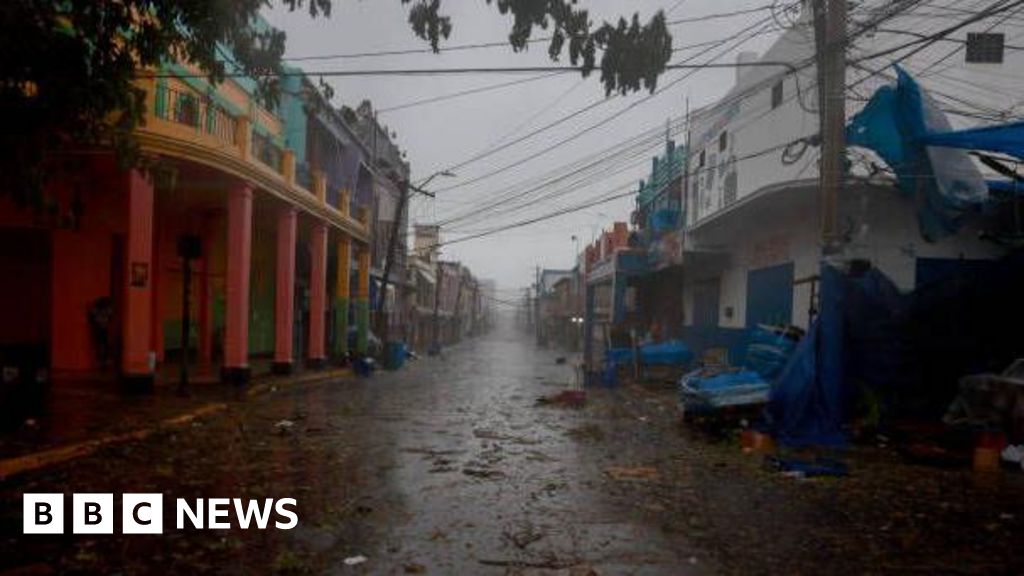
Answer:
[{"xmin": 263, "ymin": 0, "xmax": 783, "ymax": 295}]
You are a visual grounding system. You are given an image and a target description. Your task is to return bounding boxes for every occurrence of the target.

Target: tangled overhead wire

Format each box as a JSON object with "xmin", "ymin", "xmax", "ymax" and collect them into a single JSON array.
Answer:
[{"xmin": 781, "ymin": 134, "xmax": 821, "ymax": 165}]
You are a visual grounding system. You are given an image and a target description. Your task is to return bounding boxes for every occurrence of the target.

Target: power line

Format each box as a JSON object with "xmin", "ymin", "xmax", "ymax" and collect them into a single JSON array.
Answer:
[
  {"xmin": 439, "ymin": 120, "xmax": 688, "ymax": 228},
  {"xmin": 430, "ymin": 1, "xmax": 929, "ymax": 242},
  {"xmin": 280, "ymin": 4, "xmax": 778, "ymax": 63},
  {"xmin": 377, "ymin": 72, "xmax": 562, "ymax": 114},
  {"xmin": 148, "ymin": 60, "xmax": 808, "ymax": 80},
  {"xmin": 429, "ymin": 13, "xmax": 788, "ymax": 194},
  {"xmin": 433, "ymin": 137, "xmax": 803, "ymax": 248},
  {"xmin": 847, "ymin": 0, "xmax": 1024, "ymax": 91},
  {"xmin": 435, "ymin": 121, "xmax": 679, "ymax": 226},
  {"xmin": 433, "ymin": 0, "xmax": 917, "ymax": 228},
  {"xmin": 666, "ymin": 4, "xmax": 777, "ymax": 24}
]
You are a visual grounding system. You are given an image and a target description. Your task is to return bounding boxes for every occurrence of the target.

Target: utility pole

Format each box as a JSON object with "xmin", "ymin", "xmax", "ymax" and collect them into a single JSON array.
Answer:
[
  {"xmin": 377, "ymin": 170, "xmax": 450, "ymax": 360},
  {"xmin": 376, "ymin": 177, "xmax": 408, "ymax": 356},
  {"xmin": 452, "ymin": 267, "xmax": 465, "ymax": 343},
  {"xmin": 471, "ymin": 281, "xmax": 479, "ymax": 336},
  {"xmin": 814, "ymin": 0, "xmax": 847, "ymax": 251},
  {"xmin": 534, "ymin": 265, "xmax": 542, "ymax": 346}
]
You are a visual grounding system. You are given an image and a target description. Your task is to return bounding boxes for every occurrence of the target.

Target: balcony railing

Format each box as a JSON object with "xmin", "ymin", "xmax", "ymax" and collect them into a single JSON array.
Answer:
[
  {"xmin": 252, "ymin": 130, "xmax": 283, "ymax": 173},
  {"xmin": 153, "ymin": 84, "xmax": 236, "ymax": 146},
  {"xmin": 296, "ymin": 162, "xmax": 314, "ymax": 192}
]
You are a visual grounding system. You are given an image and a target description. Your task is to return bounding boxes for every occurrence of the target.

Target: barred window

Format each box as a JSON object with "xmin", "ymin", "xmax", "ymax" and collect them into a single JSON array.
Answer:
[{"xmin": 965, "ymin": 32, "xmax": 1004, "ymax": 64}]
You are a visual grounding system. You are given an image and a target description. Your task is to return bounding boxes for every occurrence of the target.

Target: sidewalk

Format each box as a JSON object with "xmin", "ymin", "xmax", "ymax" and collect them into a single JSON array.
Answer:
[{"xmin": 0, "ymin": 366, "xmax": 351, "ymax": 478}]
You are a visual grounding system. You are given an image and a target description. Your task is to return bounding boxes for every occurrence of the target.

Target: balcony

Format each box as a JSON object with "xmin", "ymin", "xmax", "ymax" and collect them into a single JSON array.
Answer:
[
  {"xmin": 153, "ymin": 84, "xmax": 237, "ymax": 148},
  {"xmin": 137, "ymin": 75, "xmax": 369, "ymax": 241}
]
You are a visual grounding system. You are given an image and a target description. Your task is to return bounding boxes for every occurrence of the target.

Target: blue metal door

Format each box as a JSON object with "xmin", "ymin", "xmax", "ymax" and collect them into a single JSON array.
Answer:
[{"xmin": 746, "ymin": 262, "xmax": 794, "ymax": 328}]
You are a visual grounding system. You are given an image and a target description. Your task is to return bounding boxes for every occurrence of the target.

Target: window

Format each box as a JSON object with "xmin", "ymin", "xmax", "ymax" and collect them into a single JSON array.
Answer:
[
  {"xmin": 719, "ymin": 131, "xmax": 728, "ymax": 152},
  {"xmin": 965, "ymin": 32, "xmax": 1004, "ymax": 63},
  {"xmin": 698, "ymin": 149, "xmax": 705, "ymax": 168},
  {"xmin": 771, "ymin": 80, "xmax": 784, "ymax": 109}
]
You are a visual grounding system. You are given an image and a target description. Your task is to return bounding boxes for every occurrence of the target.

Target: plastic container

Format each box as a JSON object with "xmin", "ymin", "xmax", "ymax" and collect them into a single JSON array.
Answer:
[{"xmin": 384, "ymin": 342, "xmax": 406, "ymax": 371}]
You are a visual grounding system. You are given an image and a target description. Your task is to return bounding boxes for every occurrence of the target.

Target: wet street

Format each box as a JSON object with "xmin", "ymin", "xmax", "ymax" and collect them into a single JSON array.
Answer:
[{"xmin": 2, "ymin": 321, "xmax": 1024, "ymax": 575}]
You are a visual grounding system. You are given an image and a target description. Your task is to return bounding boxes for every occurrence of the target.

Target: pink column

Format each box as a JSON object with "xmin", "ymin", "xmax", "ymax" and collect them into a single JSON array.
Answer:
[
  {"xmin": 122, "ymin": 169, "xmax": 155, "ymax": 390},
  {"xmin": 273, "ymin": 206, "xmax": 297, "ymax": 373},
  {"xmin": 150, "ymin": 220, "xmax": 164, "ymax": 363},
  {"xmin": 198, "ymin": 231, "xmax": 214, "ymax": 367},
  {"xmin": 307, "ymin": 221, "xmax": 327, "ymax": 366},
  {"xmin": 223, "ymin": 183, "xmax": 253, "ymax": 384}
]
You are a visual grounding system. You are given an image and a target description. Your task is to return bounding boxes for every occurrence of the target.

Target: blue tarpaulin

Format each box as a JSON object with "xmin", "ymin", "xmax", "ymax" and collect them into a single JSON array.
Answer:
[
  {"xmin": 679, "ymin": 369, "xmax": 771, "ymax": 411},
  {"xmin": 766, "ymin": 252, "xmax": 1024, "ymax": 446},
  {"xmin": 847, "ymin": 66, "xmax": 988, "ymax": 241},
  {"xmin": 923, "ymin": 120, "xmax": 1024, "ymax": 160},
  {"xmin": 745, "ymin": 326, "xmax": 799, "ymax": 381},
  {"xmin": 766, "ymin": 264, "xmax": 847, "ymax": 447}
]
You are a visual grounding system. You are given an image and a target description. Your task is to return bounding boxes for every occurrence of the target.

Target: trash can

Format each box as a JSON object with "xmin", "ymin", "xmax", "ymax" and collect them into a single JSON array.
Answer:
[{"xmin": 383, "ymin": 341, "xmax": 406, "ymax": 371}]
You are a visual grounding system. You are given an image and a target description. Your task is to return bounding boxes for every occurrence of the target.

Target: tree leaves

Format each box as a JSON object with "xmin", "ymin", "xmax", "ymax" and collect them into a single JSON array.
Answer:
[
  {"xmin": 404, "ymin": 0, "xmax": 452, "ymax": 52},
  {"xmin": 0, "ymin": 0, "xmax": 324, "ymax": 208},
  {"xmin": 400, "ymin": 1, "xmax": 672, "ymax": 95}
]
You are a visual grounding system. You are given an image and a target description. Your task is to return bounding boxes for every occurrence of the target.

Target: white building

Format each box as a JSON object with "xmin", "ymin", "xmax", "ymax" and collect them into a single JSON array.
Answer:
[{"xmin": 680, "ymin": 0, "xmax": 1022, "ymax": 362}]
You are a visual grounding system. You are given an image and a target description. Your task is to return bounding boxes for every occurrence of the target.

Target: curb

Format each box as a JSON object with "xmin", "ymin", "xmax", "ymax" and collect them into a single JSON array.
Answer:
[{"xmin": 0, "ymin": 368, "xmax": 351, "ymax": 480}]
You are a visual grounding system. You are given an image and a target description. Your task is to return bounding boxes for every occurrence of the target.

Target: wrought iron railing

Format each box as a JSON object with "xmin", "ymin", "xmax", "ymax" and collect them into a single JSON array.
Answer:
[{"xmin": 153, "ymin": 84, "xmax": 236, "ymax": 146}]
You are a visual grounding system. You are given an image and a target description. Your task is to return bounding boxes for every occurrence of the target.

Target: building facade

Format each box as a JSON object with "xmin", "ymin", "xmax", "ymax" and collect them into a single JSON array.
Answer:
[
  {"xmin": 0, "ymin": 44, "xmax": 385, "ymax": 389},
  {"xmin": 574, "ymin": 0, "xmax": 1024, "ymax": 375},
  {"xmin": 679, "ymin": 1, "xmax": 1020, "ymax": 364}
]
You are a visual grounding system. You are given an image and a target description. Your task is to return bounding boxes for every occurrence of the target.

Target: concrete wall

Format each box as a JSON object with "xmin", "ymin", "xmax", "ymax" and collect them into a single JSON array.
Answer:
[{"xmin": 683, "ymin": 183, "xmax": 1004, "ymax": 337}]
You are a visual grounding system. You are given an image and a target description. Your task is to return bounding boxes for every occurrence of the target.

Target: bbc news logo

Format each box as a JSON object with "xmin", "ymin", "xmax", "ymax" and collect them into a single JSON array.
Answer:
[{"xmin": 23, "ymin": 494, "xmax": 298, "ymax": 534}]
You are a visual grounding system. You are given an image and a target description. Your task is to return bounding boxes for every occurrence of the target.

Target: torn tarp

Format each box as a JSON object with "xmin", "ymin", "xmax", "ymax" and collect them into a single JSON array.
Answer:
[{"xmin": 847, "ymin": 66, "xmax": 988, "ymax": 241}]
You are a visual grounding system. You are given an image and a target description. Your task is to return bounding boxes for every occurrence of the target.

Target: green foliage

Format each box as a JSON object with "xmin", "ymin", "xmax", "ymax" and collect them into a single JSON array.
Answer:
[{"xmin": 405, "ymin": 0, "xmax": 674, "ymax": 95}]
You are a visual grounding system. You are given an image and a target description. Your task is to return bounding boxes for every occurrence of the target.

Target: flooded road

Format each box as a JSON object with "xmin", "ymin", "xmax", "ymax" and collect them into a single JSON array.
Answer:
[{"xmin": 2, "ymin": 321, "xmax": 1023, "ymax": 575}]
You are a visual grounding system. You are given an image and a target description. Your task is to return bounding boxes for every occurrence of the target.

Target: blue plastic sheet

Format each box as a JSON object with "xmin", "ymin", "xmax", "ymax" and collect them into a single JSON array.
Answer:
[
  {"xmin": 923, "ymin": 120, "xmax": 1024, "ymax": 160},
  {"xmin": 745, "ymin": 327, "xmax": 798, "ymax": 380},
  {"xmin": 766, "ymin": 264, "xmax": 846, "ymax": 447},
  {"xmin": 847, "ymin": 66, "xmax": 987, "ymax": 241},
  {"xmin": 679, "ymin": 369, "xmax": 770, "ymax": 411}
]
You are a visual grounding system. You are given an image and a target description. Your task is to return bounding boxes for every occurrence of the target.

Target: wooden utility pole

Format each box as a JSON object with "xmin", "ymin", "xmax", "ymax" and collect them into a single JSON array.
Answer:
[
  {"xmin": 376, "ymin": 178, "xmax": 408, "ymax": 355},
  {"xmin": 814, "ymin": 0, "xmax": 847, "ymax": 250},
  {"xmin": 534, "ymin": 265, "xmax": 542, "ymax": 345},
  {"xmin": 452, "ymin": 267, "xmax": 465, "ymax": 343}
]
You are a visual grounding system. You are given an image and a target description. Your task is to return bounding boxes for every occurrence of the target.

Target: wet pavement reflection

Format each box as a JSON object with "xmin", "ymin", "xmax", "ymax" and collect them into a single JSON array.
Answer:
[{"xmin": 2, "ymin": 320, "xmax": 1023, "ymax": 575}]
